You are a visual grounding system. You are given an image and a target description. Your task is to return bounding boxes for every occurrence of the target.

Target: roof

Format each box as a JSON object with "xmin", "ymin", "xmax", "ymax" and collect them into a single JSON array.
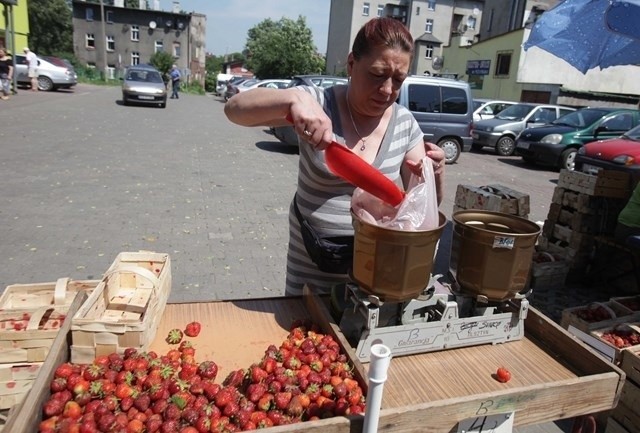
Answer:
[{"xmin": 415, "ymin": 32, "xmax": 443, "ymax": 45}]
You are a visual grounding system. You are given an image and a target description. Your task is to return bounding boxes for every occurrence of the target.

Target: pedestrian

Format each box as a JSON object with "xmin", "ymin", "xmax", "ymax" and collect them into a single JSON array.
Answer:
[
  {"xmin": 23, "ymin": 47, "xmax": 39, "ymax": 92},
  {"xmin": 225, "ymin": 17, "xmax": 446, "ymax": 296},
  {"xmin": 614, "ymin": 182, "xmax": 640, "ymax": 243},
  {"xmin": 0, "ymin": 48, "xmax": 13, "ymax": 100},
  {"xmin": 170, "ymin": 64, "xmax": 181, "ymax": 99}
]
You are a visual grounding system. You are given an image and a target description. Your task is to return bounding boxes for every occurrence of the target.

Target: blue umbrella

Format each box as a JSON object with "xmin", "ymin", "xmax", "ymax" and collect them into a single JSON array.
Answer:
[{"xmin": 524, "ymin": 0, "xmax": 640, "ymax": 74}]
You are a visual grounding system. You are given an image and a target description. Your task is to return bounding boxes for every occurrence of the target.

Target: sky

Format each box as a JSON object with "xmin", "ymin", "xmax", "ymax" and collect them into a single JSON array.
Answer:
[{"xmin": 158, "ymin": 0, "xmax": 331, "ymax": 56}]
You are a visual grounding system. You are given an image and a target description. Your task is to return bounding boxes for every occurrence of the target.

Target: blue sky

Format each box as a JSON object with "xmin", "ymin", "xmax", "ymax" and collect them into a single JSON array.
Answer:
[{"xmin": 159, "ymin": 0, "xmax": 331, "ymax": 56}]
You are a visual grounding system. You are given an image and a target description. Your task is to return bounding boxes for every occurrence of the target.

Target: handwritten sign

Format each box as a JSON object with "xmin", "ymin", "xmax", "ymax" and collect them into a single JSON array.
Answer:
[
  {"xmin": 492, "ymin": 236, "xmax": 515, "ymax": 249},
  {"xmin": 458, "ymin": 412, "xmax": 514, "ymax": 433}
]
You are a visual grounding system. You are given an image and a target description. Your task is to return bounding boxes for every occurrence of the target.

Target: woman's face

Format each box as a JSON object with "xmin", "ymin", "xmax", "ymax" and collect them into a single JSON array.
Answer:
[{"xmin": 348, "ymin": 46, "xmax": 411, "ymax": 116}]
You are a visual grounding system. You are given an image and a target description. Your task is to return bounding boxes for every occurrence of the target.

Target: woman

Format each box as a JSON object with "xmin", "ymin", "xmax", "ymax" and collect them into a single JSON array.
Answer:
[
  {"xmin": 0, "ymin": 48, "xmax": 13, "ymax": 100},
  {"xmin": 225, "ymin": 18, "xmax": 445, "ymax": 296}
]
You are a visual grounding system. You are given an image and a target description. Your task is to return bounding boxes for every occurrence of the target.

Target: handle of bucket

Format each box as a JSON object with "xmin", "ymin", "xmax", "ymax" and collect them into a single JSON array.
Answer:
[
  {"xmin": 54, "ymin": 277, "xmax": 70, "ymax": 306},
  {"xmin": 26, "ymin": 306, "xmax": 55, "ymax": 331},
  {"xmin": 103, "ymin": 265, "xmax": 161, "ymax": 288}
]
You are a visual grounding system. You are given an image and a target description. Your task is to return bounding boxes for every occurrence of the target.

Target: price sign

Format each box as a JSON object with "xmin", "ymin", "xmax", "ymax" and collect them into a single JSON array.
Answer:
[{"xmin": 457, "ymin": 412, "xmax": 515, "ymax": 433}]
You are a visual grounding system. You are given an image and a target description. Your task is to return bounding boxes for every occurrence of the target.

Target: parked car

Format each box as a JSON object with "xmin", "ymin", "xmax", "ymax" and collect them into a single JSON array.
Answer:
[
  {"xmin": 575, "ymin": 123, "xmax": 640, "ymax": 184},
  {"xmin": 473, "ymin": 99, "xmax": 518, "ymax": 122},
  {"xmin": 515, "ymin": 107, "xmax": 640, "ymax": 171},
  {"xmin": 14, "ymin": 54, "xmax": 77, "ymax": 91},
  {"xmin": 236, "ymin": 78, "xmax": 291, "ymax": 93},
  {"xmin": 121, "ymin": 65, "xmax": 167, "ymax": 108},
  {"xmin": 223, "ymin": 76, "xmax": 250, "ymax": 101},
  {"xmin": 215, "ymin": 73, "xmax": 236, "ymax": 96},
  {"xmin": 472, "ymin": 103, "xmax": 576, "ymax": 156},
  {"xmin": 273, "ymin": 75, "xmax": 473, "ymax": 164}
]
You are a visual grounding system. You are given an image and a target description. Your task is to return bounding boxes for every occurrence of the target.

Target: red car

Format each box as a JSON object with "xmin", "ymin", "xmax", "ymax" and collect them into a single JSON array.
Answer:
[{"xmin": 575, "ymin": 123, "xmax": 640, "ymax": 185}]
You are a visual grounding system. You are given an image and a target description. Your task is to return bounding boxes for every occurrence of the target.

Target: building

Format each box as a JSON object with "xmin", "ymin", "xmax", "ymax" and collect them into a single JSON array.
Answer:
[
  {"xmin": 0, "ymin": 0, "xmax": 30, "ymax": 56},
  {"xmin": 326, "ymin": 0, "xmax": 483, "ymax": 76},
  {"xmin": 71, "ymin": 0, "xmax": 206, "ymax": 85}
]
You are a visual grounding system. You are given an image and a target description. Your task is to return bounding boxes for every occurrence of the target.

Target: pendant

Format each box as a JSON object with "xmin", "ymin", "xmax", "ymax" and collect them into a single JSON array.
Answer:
[{"xmin": 360, "ymin": 141, "xmax": 366, "ymax": 151}]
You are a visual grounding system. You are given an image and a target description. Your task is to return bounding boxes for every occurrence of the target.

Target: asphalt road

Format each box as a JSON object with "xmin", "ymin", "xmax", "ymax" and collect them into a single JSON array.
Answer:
[{"xmin": 0, "ymin": 84, "xmax": 560, "ymax": 302}]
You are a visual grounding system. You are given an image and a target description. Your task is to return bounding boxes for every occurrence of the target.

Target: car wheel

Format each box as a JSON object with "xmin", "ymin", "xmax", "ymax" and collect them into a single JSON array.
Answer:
[
  {"xmin": 160, "ymin": 102, "xmax": 166, "ymax": 108},
  {"xmin": 38, "ymin": 76, "xmax": 54, "ymax": 92},
  {"xmin": 561, "ymin": 148, "xmax": 577, "ymax": 171},
  {"xmin": 438, "ymin": 137, "xmax": 461, "ymax": 164},
  {"xmin": 471, "ymin": 142, "xmax": 484, "ymax": 151},
  {"xmin": 495, "ymin": 136, "xmax": 516, "ymax": 156}
]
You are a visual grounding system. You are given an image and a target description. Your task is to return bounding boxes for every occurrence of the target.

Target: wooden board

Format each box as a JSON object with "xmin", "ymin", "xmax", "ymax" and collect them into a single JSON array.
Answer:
[
  {"xmin": 5, "ymin": 294, "xmax": 625, "ymax": 433},
  {"xmin": 558, "ymin": 169, "xmax": 631, "ymax": 199}
]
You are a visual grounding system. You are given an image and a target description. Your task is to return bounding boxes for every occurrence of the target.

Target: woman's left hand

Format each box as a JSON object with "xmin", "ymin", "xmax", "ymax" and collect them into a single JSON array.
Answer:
[{"xmin": 425, "ymin": 142, "xmax": 445, "ymax": 175}]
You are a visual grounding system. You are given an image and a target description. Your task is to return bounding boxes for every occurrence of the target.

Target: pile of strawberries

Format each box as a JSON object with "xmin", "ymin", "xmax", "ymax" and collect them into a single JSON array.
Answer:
[{"xmin": 38, "ymin": 319, "xmax": 365, "ymax": 432}]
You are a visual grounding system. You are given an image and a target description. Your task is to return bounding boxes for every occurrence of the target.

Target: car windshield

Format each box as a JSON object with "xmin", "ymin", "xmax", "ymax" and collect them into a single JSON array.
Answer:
[
  {"xmin": 495, "ymin": 104, "xmax": 535, "ymax": 121},
  {"xmin": 240, "ymin": 79, "xmax": 259, "ymax": 87},
  {"xmin": 551, "ymin": 109, "xmax": 610, "ymax": 128},
  {"xmin": 473, "ymin": 100, "xmax": 485, "ymax": 110},
  {"xmin": 622, "ymin": 124, "xmax": 640, "ymax": 140},
  {"xmin": 127, "ymin": 70, "xmax": 163, "ymax": 83}
]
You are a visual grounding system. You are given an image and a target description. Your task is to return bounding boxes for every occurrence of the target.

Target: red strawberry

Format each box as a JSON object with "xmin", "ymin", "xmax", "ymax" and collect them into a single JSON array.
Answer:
[
  {"xmin": 60, "ymin": 399, "xmax": 81, "ymax": 418},
  {"xmin": 165, "ymin": 328, "xmax": 183, "ymax": 345},
  {"xmin": 152, "ymin": 399, "xmax": 168, "ymax": 415},
  {"xmin": 246, "ymin": 382, "xmax": 267, "ymax": 403},
  {"xmin": 274, "ymin": 391, "xmax": 292, "ymax": 410},
  {"xmin": 164, "ymin": 402, "xmax": 182, "ymax": 420},
  {"xmin": 184, "ymin": 321, "xmax": 201, "ymax": 337},
  {"xmin": 222, "ymin": 400, "xmax": 240, "ymax": 418},
  {"xmin": 261, "ymin": 357, "xmax": 278, "ymax": 374},
  {"xmin": 50, "ymin": 377, "xmax": 67, "ymax": 393},
  {"xmin": 256, "ymin": 393, "xmax": 274, "ymax": 412},
  {"xmin": 194, "ymin": 416, "xmax": 211, "ymax": 433},
  {"xmin": 179, "ymin": 362, "xmax": 198, "ymax": 380},
  {"xmin": 55, "ymin": 363, "xmax": 75, "ymax": 379},
  {"xmin": 214, "ymin": 386, "xmax": 237, "ymax": 408},
  {"xmin": 286, "ymin": 395, "xmax": 304, "ymax": 417},
  {"xmin": 146, "ymin": 414, "xmax": 163, "ymax": 433},
  {"xmin": 133, "ymin": 393, "xmax": 151, "ymax": 412},
  {"xmin": 160, "ymin": 419, "xmax": 179, "ymax": 433},
  {"xmin": 181, "ymin": 406, "xmax": 199, "ymax": 425},
  {"xmin": 97, "ymin": 412, "xmax": 117, "ymax": 432},
  {"xmin": 74, "ymin": 390, "xmax": 92, "ymax": 407},
  {"xmin": 222, "ymin": 369, "xmax": 246, "ymax": 388},
  {"xmin": 201, "ymin": 380, "xmax": 221, "ymax": 400},
  {"xmin": 120, "ymin": 396, "xmax": 134, "ymax": 412},
  {"xmin": 197, "ymin": 361, "xmax": 218, "ymax": 380},
  {"xmin": 249, "ymin": 364, "xmax": 268, "ymax": 383}
]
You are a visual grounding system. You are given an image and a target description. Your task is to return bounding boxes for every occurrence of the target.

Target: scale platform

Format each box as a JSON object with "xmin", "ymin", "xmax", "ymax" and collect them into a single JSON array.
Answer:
[{"xmin": 338, "ymin": 279, "xmax": 528, "ymax": 362}]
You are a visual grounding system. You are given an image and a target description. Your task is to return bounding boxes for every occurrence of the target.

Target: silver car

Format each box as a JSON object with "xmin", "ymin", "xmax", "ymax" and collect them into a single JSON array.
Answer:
[
  {"xmin": 121, "ymin": 65, "xmax": 167, "ymax": 108},
  {"xmin": 15, "ymin": 54, "xmax": 77, "ymax": 91}
]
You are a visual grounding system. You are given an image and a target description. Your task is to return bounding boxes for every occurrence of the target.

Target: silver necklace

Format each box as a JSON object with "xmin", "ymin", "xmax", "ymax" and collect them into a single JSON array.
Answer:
[{"xmin": 345, "ymin": 90, "xmax": 368, "ymax": 151}]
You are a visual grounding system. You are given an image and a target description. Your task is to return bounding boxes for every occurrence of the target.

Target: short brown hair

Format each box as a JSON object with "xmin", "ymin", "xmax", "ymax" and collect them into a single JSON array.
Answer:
[{"xmin": 351, "ymin": 17, "xmax": 414, "ymax": 61}]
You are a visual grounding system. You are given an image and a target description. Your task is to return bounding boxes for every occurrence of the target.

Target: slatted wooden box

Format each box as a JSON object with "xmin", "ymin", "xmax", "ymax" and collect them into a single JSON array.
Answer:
[
  {"xmin": 561, "ymin": 302, "xmax": 635, "ymax": 333},
  {"xmin": 0, "ymin": 278, "xmax": 98, "ymax": 311},
  {"xmin": 453, "ymin": 184, "xmax": 530, "ymax": 217},
  {"xmin": 0, "ymin": 363, "xmax": 42, "ymax": 410},
  {"xmin": 558, "ymin": 169, "xmax": 631, "ymax": 199},
  {"xmin": 70, "ymin": 251, "xmax": 171, "ymax": 364}
]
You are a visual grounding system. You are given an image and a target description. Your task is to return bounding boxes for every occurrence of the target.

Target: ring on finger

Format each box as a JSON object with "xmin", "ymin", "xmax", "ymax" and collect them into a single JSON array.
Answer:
[{"xmin": 303, "ymin": 129, "xmax": 312, "ymax": 137}]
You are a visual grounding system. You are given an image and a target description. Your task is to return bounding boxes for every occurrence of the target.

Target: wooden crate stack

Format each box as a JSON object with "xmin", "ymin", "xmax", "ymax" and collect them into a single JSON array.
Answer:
[
  {"xmin": 70, "ymin": 251, "xmax": 171, "ymax": 364},
  {"xmin": 453, "ymin": 184, "xmax": 530, "ymax": 218},
  {"xmin": 609, "ymin": 347, "xmax": 640, "ymax": 433},
  {"xmin": 0, "ymin": 279, "xmax": 98, "ymax": 410},
  {"xmin": 539, "ymin": 169, "xmax": 631, "ymax": 276}
]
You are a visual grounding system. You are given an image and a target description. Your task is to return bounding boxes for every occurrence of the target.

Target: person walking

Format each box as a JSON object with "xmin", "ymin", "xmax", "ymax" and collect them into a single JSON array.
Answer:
[
  {"xmin": 225, "ymin": 17, "xmax": 446, "ymax": 296},
  {"xmin": 0, "ymin": 48, "xmax": 13, "ymax": 100},
  {"xmin": 170, "ymin": 64, "xmax": 181, "ymax": 99},
  {"xmin": 24, "ymin": 47, "xmax": 38, "ymax": 92}
]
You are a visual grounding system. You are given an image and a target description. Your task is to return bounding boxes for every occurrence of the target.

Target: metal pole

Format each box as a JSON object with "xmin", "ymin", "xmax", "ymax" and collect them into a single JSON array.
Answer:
[
  {"xmin": 99, "ymin": 0, "xmax": 108, "ymax": 80},
  {"xmin": 8, "ymin": 4, "xmax": 17, "ymax": 94}
]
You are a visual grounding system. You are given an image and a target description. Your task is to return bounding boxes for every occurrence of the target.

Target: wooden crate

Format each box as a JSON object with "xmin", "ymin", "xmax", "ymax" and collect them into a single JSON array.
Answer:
[
  {"xmin": 611, "ymin": 296, "xmax": 640, "ymax": 315},
  {"xmin": 70, "ymin": 251, "xmax": 171, "ymax": 364},
  {"xmin": 0, "ymin": 363, "xmax": 42, "ymax": 410},
  {"xmin": 589, "ymin": 323, "xmax": 640, "ymax": 364},
  {"xmin": 3, "ymin": 292, "xmax": 625, "ymax": 433},
  {"xmin": 558, "ymin": 169, "xmax": 631, "ymax": 199},
  {"xmin": 552, "ymin": 187, "xmax": 628, "ymax": 214},
  {"xmin": 547, "ymin": 202, "xmax": 617, "ymax": 234},
  {"xmin": 0, "ymin": 278, "xmax": 98, "ymax": 311},
  {"xmin": 610, "ymin": 380, "xmax": 640, "ymax": 433},
  {"xmin": 561, "ymin": 302, "xmax": 635, "ymax": 333},
  {"xmin": 529, "ymin": 251, "xmax": 570, "ymax": 290},
  {"xmin": 621, "ymin": 347, "xmax": 640, "ymax": 386},
  {"xmin": 453, "ymin": 184, "xmax": 530, "ymax": 217}
]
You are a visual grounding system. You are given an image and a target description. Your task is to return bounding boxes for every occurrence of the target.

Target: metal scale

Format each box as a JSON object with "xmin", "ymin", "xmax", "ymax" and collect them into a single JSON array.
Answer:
[{"xmin": 338, "ymin": 275, "xmax": 529, "ymax": 362}]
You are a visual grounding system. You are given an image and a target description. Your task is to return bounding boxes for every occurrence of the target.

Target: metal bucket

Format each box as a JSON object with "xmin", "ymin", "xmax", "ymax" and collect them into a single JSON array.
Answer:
[
  {"xmin": 351, "ymin": 211, "xmax": 447, "ymax": 302},
  {"xmin": 450, "ymin": 210, "xmax": 541, "ymax": 301}
]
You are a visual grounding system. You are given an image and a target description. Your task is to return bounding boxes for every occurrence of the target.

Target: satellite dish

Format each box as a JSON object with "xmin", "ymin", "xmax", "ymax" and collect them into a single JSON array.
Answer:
[
  {"xmin": 432, "ymin": 56, "xmax": 444, "ymax": 70},
  {"xmin": 149, "ymin": 20, "xmax": 157, "ymax": 29},
  {"xmin": 166, "ymin": 20, "xmax": 173, "ymax": 28},
  {"xmin": 177, "ymin": 22, "xmax": 184, "ymax": 30}
]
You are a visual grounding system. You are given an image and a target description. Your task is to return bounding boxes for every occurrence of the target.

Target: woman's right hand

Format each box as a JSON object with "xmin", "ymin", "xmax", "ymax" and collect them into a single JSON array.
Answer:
[{"xmin": 288, "ymin": 92, "xmax": 334, "ymax": 151}]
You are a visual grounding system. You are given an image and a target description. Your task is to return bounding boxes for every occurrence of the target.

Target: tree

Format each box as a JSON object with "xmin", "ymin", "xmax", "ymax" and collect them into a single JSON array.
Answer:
[
  {"xmin": 245, "ymin": 17, "xmax": 324, "ymax": 79},
  {"xmin": 28, "ymin": 0, "xmax": 73, "ymax": 55},
  {"xmin": 150, "ymin": 51, "xmax": 174, "ymax": 83}
]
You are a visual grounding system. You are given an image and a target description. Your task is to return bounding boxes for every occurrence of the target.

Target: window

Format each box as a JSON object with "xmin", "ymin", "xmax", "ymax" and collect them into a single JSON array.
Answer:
[
  {"xmin": 363, "ymin": 2, "xmax": 370, "ymax": 16},
  {"xmin": 416, "ymin": 6, "xmax": 420, "ymax": 15},
  {"xmin": 377, "ymin": 4, "xmax": 384, "ymax": 17},
  {"xmin": 427, "ymin": 1, "xmax": 436, "ymax": 11},
  {"xmin": 106, "ymin": 10, "xmax": 114, "ymax": 23},
  {"xmin": 131, "ymin": 51, "xmax": 140, "ymax": 65},
  {"xmin": 407, "ymin": 84, "xmax": 439, "ymax": 113},
  {"xmin": 107, "ymin": 65, "xmax": 116, "ymax": 80},
  {"xmin": 106, "ymin": 35, "xmax": 115, "ymax": 51},
  {"xmin": 442, "ymin": 87, "xmax": 468, "ymax": 114},
  {"xmin": 173, "ymin": 42, "xmax": 181, "ymax": 58},
  {"xmin": 86, "ymin": 8, "xmax": 94, "ymax": 21},
  {"xmin": 532, "ymin": 108, "xmax": 556, "ymax": 123},
  {"xmin": 602, "ymin": 113, "xmax": 633, "ymax": 131},
  {"xmin": 495, "ymin": 52, "xmax": 512, "ymax": 76},
  {"xmin": 131, "ymin": 25, "xmax": 139, "ymax": 41},
  {"xmin": 155, "ymin": 40, "xmax": 164, "ymax": 53},
  {"xmin": 467, "ymin": 16, "xmax": 476, "ymax": 30},
  {"xmin": 425, "ymin": 19, "xmax": 433, "ymax": 33},
  {"xmin": 86, "ymin": 33, "xmax": 95, "ymax": 49},
  {"xmin": 425, "ymin": 44, "xmax": 434, "ymax": 59}
]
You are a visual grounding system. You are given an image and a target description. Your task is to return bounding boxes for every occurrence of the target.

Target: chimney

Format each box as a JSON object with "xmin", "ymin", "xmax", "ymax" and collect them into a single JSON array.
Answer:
[
  {"xmin": 172, "ymin": 1, "xmax": 180, "ymax": 13},
  {"xmin": 153, "ymin": 0, "xmax": 160, "ymax": 10},
  {"xmin": 139, "ymin": 0, "xmax": 146, "ymax": 9}
]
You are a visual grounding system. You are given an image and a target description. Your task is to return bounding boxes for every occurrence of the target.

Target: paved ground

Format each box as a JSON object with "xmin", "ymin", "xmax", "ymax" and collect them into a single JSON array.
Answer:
[{"xmin": 0, "ymin": 84, "xmax": 628, "ymax": 432}]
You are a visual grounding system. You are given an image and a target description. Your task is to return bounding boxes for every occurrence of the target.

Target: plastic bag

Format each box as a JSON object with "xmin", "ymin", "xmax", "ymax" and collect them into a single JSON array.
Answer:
[{"xmin": 352, "ymin": 156, "xmax": 439, "ymax": 231}]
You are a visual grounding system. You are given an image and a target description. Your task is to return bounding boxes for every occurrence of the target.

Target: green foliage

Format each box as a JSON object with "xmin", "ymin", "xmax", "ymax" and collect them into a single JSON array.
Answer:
[
  {"xmin": 204, "ymin": 72, "xmax": 217, "ymax": 92},
  {"xmin": 149, "ymin": 51, "xmax": 174, "ymax": 79},
  {"xmin": 245, "ymin": 17, "xmax": 325, "ymax": 79},
  {"xmin": 181, "ymin": 81, "xmax": 205, "ymax": 95},
  {"xmin": 205, "ymin": 55, "xmax": 224, "ymax": 74},
  {"xmin": 28, "ymin": 0, "xmax": 73, "ymax": 55}
]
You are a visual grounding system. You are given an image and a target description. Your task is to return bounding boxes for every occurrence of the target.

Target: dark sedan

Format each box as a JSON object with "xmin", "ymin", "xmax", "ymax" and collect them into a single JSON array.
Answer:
[{"xmin": 515, "ymin": 107, "xmax": 640, "ymax": 171}]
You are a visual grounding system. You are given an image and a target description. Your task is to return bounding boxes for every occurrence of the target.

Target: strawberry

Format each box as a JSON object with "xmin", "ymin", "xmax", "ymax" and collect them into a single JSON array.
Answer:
[
  {"xmin": 83, "ymin": 364, "xmax": 104, "ymax": 381},
  {"xmin": 222, "ymin": 400, "xmax": 240, "ymax": 418},
  {"xmin": 97, "ymin": 412, "xmax": 117, "ymax": 432},
  {"xmin": 50, "ymin": 377, "xmax": 67, "ymax": 393},
  {"xmin": 178, "ymin": 340, "xmax": 196, "ymax": 357},
  {"xmin": 133, "ymin": 393, "xmax": 151, "ymax": 412},
  {"xmin": 181, "ymin": 406, "xmax": 199, "ymax": 425},
  {"xmin": 249, "ymin": 364, "xmax": 268, "ymax": 383},
  {"xmin": 184, "ymin": 321, "xmax": 201, "ymax": 337},
  {"xmin": 160, "ymin": 419, "xmax": 179, "ymax": 433},
  {"xmin": 152, "ymin": 399, "xmax": 168, "ymax": 415},
  {"xmin": 120, "ymin": 396, "xmax": 134, "ymax": 412},
  {"xmin": 165, "ymin": 328, "xmax": 183, "ymax": 345},
  {"xmin": 201, "ymin": 380, "xmax": 221, "ymax": 400},
  {"xmin": 163, "ymin": 402, "xmax": 182, "ymax": 420},
  {"xmin": 246, "ymin": 382, "xmax": 267, "ymax": 403},
  {"xmin": 178, "ymin": 361, "xmax": 198, "ymax": 380},
  {"xmin": 256, "ymin": 392, "xmax": 274, "ymax": 412},
  {"xmin": 55, "ymin": 362, "xmax": 75, "ymax": 379},
  {"xmin": 127, "ymin": 419, "xmax": 145, "ymax": 433},
  {"xmin": 180, "ymin": 427, "xmax": 199, "ymax": 433},
  {"xmin": 222, "ymin": 369, "xmax": 246, "ymax": 388},
  {"xmin": 74, "ymin": 390, "xmax": 92, "ymax": 407},
  {"xmin": 214, "ymin": 386, "xmax": 237, "ymax": 408},
  {"xmin": 194, "ymin": 416, "xmax": 211, "ymax": 433},
  {"xmin": 146, "ymin": 414, "xmax": 163, "ymax": 433},
  {"xmin": 62, "ymin": 400, "xmax": 83, "ymax": 419},
  {"xmin": 274, "ymin": 391, "xmax": 292, "ymax": 410},
  {"xmin": 197, "ymin": 361, "xmax": 218, "ymax": 380},
  {"xmin": 261, "ymin": 356, "xmax": 278, "ymax": 374}
]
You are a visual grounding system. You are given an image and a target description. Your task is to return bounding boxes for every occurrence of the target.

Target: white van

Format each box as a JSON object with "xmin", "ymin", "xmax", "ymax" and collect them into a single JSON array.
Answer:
[{"xmin": 215, "ymin": 73, "xmax": 235, "ymax": 96}]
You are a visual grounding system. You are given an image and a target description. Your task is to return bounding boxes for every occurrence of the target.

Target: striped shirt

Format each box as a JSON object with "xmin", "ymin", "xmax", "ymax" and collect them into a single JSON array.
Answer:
[{"xmin": 285, "ymin": 85, "xmax": 424, "ymax": 295}]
